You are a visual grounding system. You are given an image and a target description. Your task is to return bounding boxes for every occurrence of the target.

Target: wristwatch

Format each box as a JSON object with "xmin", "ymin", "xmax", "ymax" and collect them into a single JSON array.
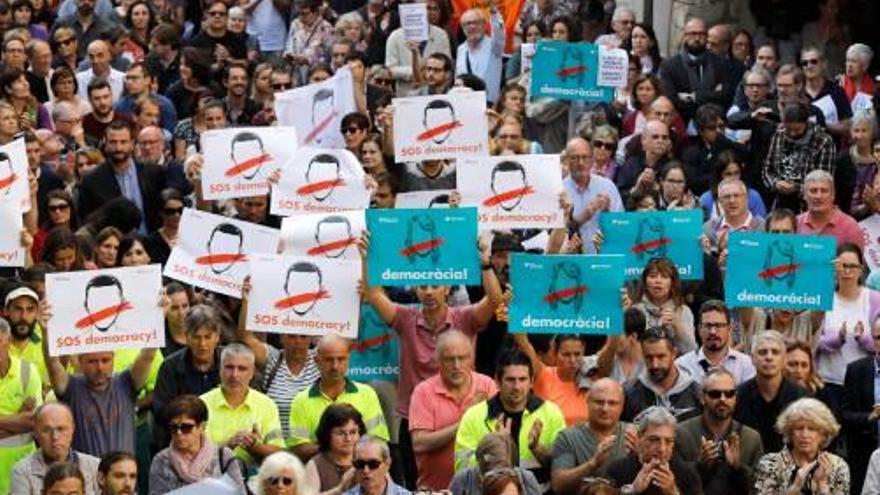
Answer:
[{"xmin": 620, "ymin": 485, "xmax": 636, "ymax": 495}]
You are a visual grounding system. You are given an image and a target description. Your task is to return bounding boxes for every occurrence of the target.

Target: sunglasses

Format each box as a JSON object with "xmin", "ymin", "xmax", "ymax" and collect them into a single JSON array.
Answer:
[
  {"xmin": 168, "ymin": 422, "xmax": 197, "ymax": 434},
  {"xmin": 268, "ymin": 477, "xmax": 294, "ymax": 487},
  {"xmin": 273, "ymin": 83, "xmax": 292, "ymax": 90},
  {"xmin": 800, "ymin": 58, "xmax": 820, "ymax": 67},
  {"xmin": 48, "ymin": 203, "xmax": 70, "ymax": 211},
  {"xmin": 163, "ymin": 207, "xmax": 184, "ymax": 215},
  {"xmin": 704, "ymin": 389, "xmax": 736, "ymax": 399},
  {"xmin": 55, "ymin": 37, "xmax": 75, "ymax": 46},
  {"xmin": 353, "ymin": 459, "xmax": 383, "ymax": 471},
  {"xmin": 592, "ymin": 140, "xmax": 616, "ymax": 151},
  {"xmin": 343, "ymin": 127, "xmax": 363, "ymax": 135},
  {"xmin": 374, "ymin": 78, "xmax": 394, "ymax": 86}
]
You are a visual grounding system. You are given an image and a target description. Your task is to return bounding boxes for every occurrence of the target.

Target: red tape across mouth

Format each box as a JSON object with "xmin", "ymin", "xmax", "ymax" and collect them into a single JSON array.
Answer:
[
  {"xmin": 416, "ymin": 121, "xmax": 462, "ymax": 141},
  {"xmin": 224, "ymin": 154, "xmax": 273, "ymax": 178},
  {"xmin": 483, "ymin": 186, "xmax": 535, "ymax": 207},
  {"xmin": 544, "ymin": 286, "xmax": 589, "ymax": 304},
  {"xmin": 274, "ymin": 290, "xmax": 330, "ymax": 310},
  {"xmin": 307, "ymin": 237, "xmax": 358, "ymax": 256},
  {"xmin": 304, "ymin": 111, "xmax": 339, "ymax": 144},
  {"xmin": 0, "ymin": 172, "xmax": 17, "ymax": 190},
  {"xmin": 194, "ymin": 253, "xmax": 248, "ymax": 266},
  {"xmin": 400, "ymin": 238, "xmax": 444, "ymax": 257},
  {"xmin": 296, "ymin": 178, "xmax": 345, "ymax": 196},
  {"xmin": 74, "ymin": 302, "xmax": 134, "ymax": 329},
  {"xmin": 352, "ymin": 332, "xmax": 393, "ymax": 352},
  {"xmin": 631, "ymin": 237, "xmax": 671, "ymax": 254},
  {"xmin": 759, "ymin": 263, "xmax": 801, "ymax": 279},
  {"xmin": 556, "ymin": 65, "xmax": 586, "ymax": 77}
]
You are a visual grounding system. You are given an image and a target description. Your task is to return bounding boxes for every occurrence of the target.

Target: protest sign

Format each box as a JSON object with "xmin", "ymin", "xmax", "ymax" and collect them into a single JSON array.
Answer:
[
  {"xmin": 271, "ymin": 147, "xmax": 370, "ymax": 217},
  {"xmin": 164, "ymin": 209, "xmax": 281, "ymax": 298},
  {"xmin": 724, "ymin": 232, "xmax": 836, "ymax": 311},
  {"xmin": 458, "ymin": 155, "xmax": 563, "ymax": 230},
  {"xmin": 0, "ymin": 138, "xmax": 30, "ymax": 212},
  {"xmin": 366, "ymin": 207, "xmax": 480, "ymax": 286},
  {"xmin": 598, "ymin": 210, "xmax": 704, "ymax": 280},
  {"xmin": 246, "ymin": 254, "xmax": 360, "ymax": 338},
  {"xmin": 399, "ymin": 3, "xmax": 429, "ymax": 41},
  {"xmin": 520, "ymin": 43, "xmax": 535, "ymax": 75},
  {"xmin": 860, "ymin": 215, "xmax": 880, "ymax": 272},
  {"xmin": 530, "ymin": 41, "xmax": 627, "ymax": 101},
  {"xmin": 275, "ymin": 67, "xmax": 356, "ymax": 148},
  {"xmin": 509, "ymin": 254, "xmax": 624, "ymax": 334},
  {"xmin": 200, "ymin": 127, "xmax": 299, "ymax": 200},
  {"xmin": 348, "ymin": 304, "xmax": 400, "ymax": 382},
  {"xmin": 280, "ymin": 210, "xmax": 365, "ymax": 260},
  {"xmin": 394, "ymin": 189, "xmax": 456, "ymax": 209},
  {"xmin": 392, "ymin": 91, "xmax": 489, "ymax": 161},
  {"xmin": 0, "ymin": 201, "xmax": 23, "ymax": 267},
  {"xmin": 46, "ymin": 265, "xmax": 164, "ymax": 356}
]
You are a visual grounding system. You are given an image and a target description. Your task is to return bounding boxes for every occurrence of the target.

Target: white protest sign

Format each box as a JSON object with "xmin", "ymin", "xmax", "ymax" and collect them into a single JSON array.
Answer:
[
  {"xmin": 280, "ymin": 210, "xmax": 365, "ymax": 260},
  {"xmin": 458, "ymin": 154, "xmax": 564, "ymax": 230},
  {"xmin": 46, "ymin": 265, "xmax": 164, "ymax": 356},
  {"xmin": 0, "ymin": 138, "xmax": 31, "ymax": 212},
  {"xmin": 392, "ymin": 91, "xmax": 490, "ymax": 161},
  {"xmin": 861, "ymin": 214, "xmax": 880, "ymax": 272},
  {"xmin": 247, "ymin": 254, "xmax": 360, "ymax": 337},
  {"xmin": 399, "ymin": 3, "xmax": 429, "ymax": 41},
  {"xmin": 164, "ymin": 209, "xmax": 281, "ymax": 298},
  {"xmin": 200, "ymin": 127, "xmax": 299, "ymax": 200},
  {"xmin": 270, "ymin": 148, "xmax": 370, "ymax": 217},
  {"xmin": 597, "ymin": 46, "xmax": 629, "ymax": 88},
  {"xmin": 275, "ymin": 67, "xmax": 356, "ymax": 149},
  {"xmin": 394, "ymin": 189, "xmax": 455, "ymax": 208},
  {"xmin": 0, "ymin": 201, "xmax": 24, "ymax": 266},
  {"xmin": 520, "ymin": 43, "xmax": 535, "ymax": 75}
]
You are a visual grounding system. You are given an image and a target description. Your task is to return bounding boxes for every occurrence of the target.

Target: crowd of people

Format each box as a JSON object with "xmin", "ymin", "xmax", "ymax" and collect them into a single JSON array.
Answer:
[{"xmin": 1, "ymin": 0, "xmax": 880, "ymax": 494}]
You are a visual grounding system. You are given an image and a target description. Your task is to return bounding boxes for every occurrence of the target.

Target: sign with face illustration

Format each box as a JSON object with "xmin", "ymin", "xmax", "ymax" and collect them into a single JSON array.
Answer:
[
  {"xmin": 164, "ymin": 208, "xmax": 281, "ymax": 298},
  {"xmin": 348, "ymin": 304, "xmax": 400, "ymax": 382},
  {"xmin": 365, "ymin": 207, "xmax": 480, "ymax": 286},
  {"xmin": 509, "ymin": 254, "xmax": 625, "ymax": 334},
  {"xmin": 599, "ymin": 210, "xmax": 704, "ymax": 280},
  {"xmin": 200, "ymin": 127, "xmax": 299, "ymax": 200},
  {"xmin": 394, "ymin": 190, "xmax": 456, "ymax": 209},
  {"xmin": 275, "ymin": 67, "xmax": 356, "ymax": 149},
  {"xmin": 0, "ymin": 200, "xmax": 24, "ymax": 266},
  {"xmin": 530, "ymin": 40, "xmax": 625, "ymax": 101},
  {"xmin": 271, "ymin": 148, "xmax": 370, "ymax": 217},
  {"xmin": 280, "ymin": 210, "xmax": 365, "ymax": 260},
  {"xmin": 46, "ymin": 265, "xmax": 164, "ymax": 356},
  {"xmin": 458, "ymin": 154, "xmax": 564, "ymax": 230},
  {"xmin": 246, "ymin": 254, "xmax": 360, "ymax": 337},
  {"xmin": 0, "ymin": 138, "xmax": 31, "ymax": 212},
  {"xmin": 392, "ymin": 92, "xmax": 490, "ymax": 161},
  {"xmin": 725, "ymin": 232, "xmax": 835, "ymax": 311}
]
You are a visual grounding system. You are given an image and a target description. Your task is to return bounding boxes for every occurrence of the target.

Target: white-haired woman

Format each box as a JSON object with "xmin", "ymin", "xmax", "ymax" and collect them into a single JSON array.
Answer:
[
  {"xmin": 335, "ymin": 12, "xmax": 367, "ymax": 53},
  {"xmin": 753, "ymin": 398, "xmax": 849, "ymax": 494},
  {"xmin": 840, "ymin": 43, "xmax": 874, "ymax": 111},
  {"xmin": 252, "ymin": 451, "xmax": 314, "ymax": 495}
]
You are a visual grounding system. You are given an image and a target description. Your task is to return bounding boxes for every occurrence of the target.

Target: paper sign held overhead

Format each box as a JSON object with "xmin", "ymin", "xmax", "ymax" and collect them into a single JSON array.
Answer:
[
  {"xmin": 392, "ymin": 91, "xmax": 490, "ymax": 161},
  {"xmin": 275, "ymin": 67, "xmax": 356, "ymax": 149},
  {"xmin": 271, "ymin": 147, "xmax": 370, "ymax": 217},
  {"xmin": 0, "ymin": 201, "xmax": 24, "ymax": 267},
  {"xmin": 399, "ymin": 3, "xmax": 429, "ymax": 41},
  {"xmin": 280, "ymin": 210, "xmax": 366, "ymax": 260}
]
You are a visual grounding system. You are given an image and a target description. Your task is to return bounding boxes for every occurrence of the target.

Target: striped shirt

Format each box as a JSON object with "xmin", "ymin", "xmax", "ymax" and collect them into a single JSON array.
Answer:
[{"xmin": 262, "ymin": 345, "xmax": 320, "ymax": 437}]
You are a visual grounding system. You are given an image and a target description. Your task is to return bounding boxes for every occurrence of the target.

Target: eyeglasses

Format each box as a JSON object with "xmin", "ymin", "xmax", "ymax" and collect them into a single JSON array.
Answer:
[
  {"xmin": 163, "ymin": 206, "xmax": 184, "ymax": 216},
  {"xmin": 425, "ymin": 66, "xmax": 445, "ymax": 73},
  {"xmin": 841, "ymin": 263, "xmax": 862, "ymax": 272},
  {"xmin": 800, "ymin": 58, "xmax": 820, "ymax": 67},
  {"xmin": 593, "ymin": 140, "xmax": 616, "ymax": 151},
  {"xmin": 267, "ymin": 477, "xmax": 294, "ymax": 487},
  {"xmin": 704, "ymin": 389, "xmax": 736, "ymax": 399},
  {"xmin": 343, "ymin": 127, "xmax": 363, "ymax": 135},
  {"xmin": 55, "ymin": 37, "xmax": 76, "ymax": 46},
  {"xmin": 273, "ymin": 82, "xmax": 292, "ymax": 90},
  {"xmin": 168, "ymin": 422, "xmax": 197, "ymax": 434},
  {"xmin": 701, "ymin": 322, "xmax": 729, "ymax": 331},
  {"xmin": 207, "ymin": 10, "xmax": 227, "ymax": 17},
  {"xmin": 48, "ymin": 203, "xmax": 71, "ymax": 212},
  {"xmin": 353, "ymin": 459, "xmax": 383, "ymax": 471}
]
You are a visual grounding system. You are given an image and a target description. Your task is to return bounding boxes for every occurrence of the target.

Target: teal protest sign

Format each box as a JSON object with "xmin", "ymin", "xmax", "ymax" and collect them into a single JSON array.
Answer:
[
  {"xmin": 509, "ymin": 254, "xmax": 625, "ymax": 335},
  {"xmin": 598, "ymin": 210, "xmax": 704, "ymax": 280},
  {"xmin": 724, "ymin": 232, "xmax": 836, "ymax": 311},
  {"xmin": 347, "ymin": 304, "xmax": 399, "ymax": 382},
  {"xmin": 366, "ymin": 207, "xmax": 480, "ymax": 286},
  {"xmin": 530, "ymin": 41, "xmax": 624, "ymax": 102}
]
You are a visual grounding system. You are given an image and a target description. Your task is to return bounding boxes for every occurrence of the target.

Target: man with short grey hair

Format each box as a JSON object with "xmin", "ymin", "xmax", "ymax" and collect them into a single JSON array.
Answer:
[
  {"xmin": 703, "ymin": 178, "xmax": 764, "ymax": 247},
  {"xmin": 344, "ymin": 435, "xmax": 410, "ymax": 495},
  {"xmin": 797, "ymin": 169, "xmax": 863, "ymax": 249},
  {"xmin": 607, "ymin": 406, "xmax": 701, "ymax": 495},
  {"xmin": 595, "ymin": 7, "xmax": 636, "ymax": 48}
]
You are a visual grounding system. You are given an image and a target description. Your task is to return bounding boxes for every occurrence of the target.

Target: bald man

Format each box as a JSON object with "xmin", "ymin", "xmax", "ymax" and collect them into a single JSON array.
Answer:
[
  {"xmin": 563, "ymin": 137, "xmax": 623, "ymax": 254},
  {"xmin": 551, "ymin": 378, "xmax": 636, "ymax": 495},
  {"xmin": 76, "ymin": 40, "xmax": 125, "ymax": 103},
  {"xmin": 616, "ymin": 119, "xmax": 673, "ymax": 201},
  {"xmin": 10, "ymin": 403, "xmax": 101, "ymax": 495}
]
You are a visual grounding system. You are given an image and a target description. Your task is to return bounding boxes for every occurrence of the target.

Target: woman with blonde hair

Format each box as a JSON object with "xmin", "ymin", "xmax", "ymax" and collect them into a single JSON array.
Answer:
[{"xmin": 785, "ymin": 340, "xmax": 825, "ymax": 396}]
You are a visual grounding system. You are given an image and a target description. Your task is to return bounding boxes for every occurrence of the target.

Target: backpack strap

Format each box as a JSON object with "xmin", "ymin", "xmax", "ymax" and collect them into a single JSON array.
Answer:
[{"xmin": 260, "ymin": 351, "xmax": 284, "ymax": 393}]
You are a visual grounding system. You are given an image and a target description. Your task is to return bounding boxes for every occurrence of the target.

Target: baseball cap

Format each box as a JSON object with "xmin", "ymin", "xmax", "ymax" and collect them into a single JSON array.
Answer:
[{"xmin": 4, "ymin": 286, "xmax": 39, "ymax": 307}]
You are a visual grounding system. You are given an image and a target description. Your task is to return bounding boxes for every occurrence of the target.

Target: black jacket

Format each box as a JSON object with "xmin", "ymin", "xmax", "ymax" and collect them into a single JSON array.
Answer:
[
  {"xmin": 77, "ymin": 161, "xmax": 167, "ymax": 231},
  {"xmin": 658, "ymin": 51, "xmax": 735, "ymax": 122},
  {"xmin": 842, "ymin": 356, "xmax": 879, "ymax": 494}
]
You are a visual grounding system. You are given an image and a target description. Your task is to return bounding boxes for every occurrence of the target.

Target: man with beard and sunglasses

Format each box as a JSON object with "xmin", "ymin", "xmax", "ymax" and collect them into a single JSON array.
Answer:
[
  {"xmin": 674, "ymin": 369, "xmax": 764, "ymax": 495},
  {"xmin": 3, "ymin": 286, "xmax": 49, "ymax": 391}
]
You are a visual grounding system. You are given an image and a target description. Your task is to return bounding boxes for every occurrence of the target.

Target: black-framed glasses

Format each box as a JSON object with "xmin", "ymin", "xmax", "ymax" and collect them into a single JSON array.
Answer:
[
  {"xmin": 343, "ymin": 126, "xmax": 363, "ymax": 135},
  {"xmin": 163, "ymin": 207, "xmax": 184, "ymax": 216},
  {"xmin": 168, "ymin": 422, "xmax": 197, "ymax": 434},
  {"xmin": 353, "ymin": 459, "xmax": 383, "ymax": 471},
  {"xmin": 268, "ymin": 477, "xmax": 294, "ymax": 486},
  {"xmin": 700, "ymin": 322, "xmax": 729, "ymax": 331},
  {"xmin": 592, "ymin": 140, "xmax": 616, "ymax": 151},
  {"xmin": 704, "ymin": 389, "xmax": 736, "ymax": 399},
  {"xmin": 48, "ymin": 203, "xmax": 70, "ymax": 212},
  {"xmin": 273, "ymin": 82, "xmax": 293, "ymax": 90},
  {"xmin": 55, "ymin": 37, "xmax": 76, "ymax": 46},
  {"xmin": 800, "ymin": 58, "xmax": 820, "ymax": 67}
]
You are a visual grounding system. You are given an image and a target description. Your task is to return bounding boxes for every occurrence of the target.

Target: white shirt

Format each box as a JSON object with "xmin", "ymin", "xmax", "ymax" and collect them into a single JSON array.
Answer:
[
  {"xmin": 75, "ymin": 67, "xmax": 125, "ymax": 103},
  {"xmin": 676, "ymin": 347, "xmax": 756, "ymax": 385},
  {"xmin": 455, "ymin": 12, "xmax": 505, "ymax": 103}
]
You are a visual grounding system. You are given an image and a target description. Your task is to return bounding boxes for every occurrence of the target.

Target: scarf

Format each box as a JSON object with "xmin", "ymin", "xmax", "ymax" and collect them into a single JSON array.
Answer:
[
  {"xmin": 843, "ymin": 73, "xmax": 875, "ymax": 102},
  {"xmin": 170, "ymin": 434, "xmax": 217, "ymax": 484}
]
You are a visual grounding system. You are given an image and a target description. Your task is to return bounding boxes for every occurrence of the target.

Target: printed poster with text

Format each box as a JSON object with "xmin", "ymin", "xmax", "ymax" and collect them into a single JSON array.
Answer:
[
  {"xmin": 724, "ymin": 232, "xmax": 836, "ymax": 311},
  {"xmin": 366, "ymin": 207, "xmax": 480, "ymax": 286},
  {"xmin": 46, "ymin": 265, "xmax": 164, "ymax": 356},
  {"xmin": 530, "ymin": 41, "xmax": 627, "ymax": 101},
  {"xmin": 0, "ymin": 200, "xmax": 24, "ymax": 267},
  {"xmin": 200, "ymin": 127, "xmax": 299, "ymax": 200},
  {"xmin": 275, "ymin": 67, "xmax": 356, "ymax": 149},
  {"xmin": 164, "ymin": 209, "xmax": 281, "ymax": 298},
  {"xmin": 599, "ymin": 209, "xmax": 704, "ymax": 281},
  {"xmin": 348, "ymin": 304, "xmax": 399, "ymax": 382},
  {"xmin": 860, "ymin": 214, "xmax": 880, "ymax": 272},
  {"xmin": 392, "ymin": 91, "xmax": 489, "ymax": 161},
  {"xmin": 279, "ymin": 210, "xmax": 365, "ymax": 260},
  {"xmin": 246, "ymin": 254, "xmax": 360, "ymax": 338},
  {"xmin": 509, "ymin": 254, "xmax": 624, "ymax": 334},
  {"xmin": 0, "ymin": 137, "xmax": 31, "ymax": 212},
  {"xmin": 458, "ymin": 154, "xmax": 563, "ymax": 230},
  {"xmin": 271, "ymin": 147, "xmax": 370, "ymax": 217}
]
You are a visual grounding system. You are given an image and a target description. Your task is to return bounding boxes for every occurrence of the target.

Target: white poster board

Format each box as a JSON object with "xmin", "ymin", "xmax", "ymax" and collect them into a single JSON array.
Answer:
[
  {"xmin": 270, "ymin": 148, "xmax": 370, "ymax": 217},
  {"xmin": 0, "ymin": 200, "xmax": 24, "ymax": 266},
  {"xmin": 46, "ymin": 265, "xmax": 164, "ymax": 356},
  {"xmin": 392, "ymin": 91, "xmax": 490, "ymax": 161},
  {"xmin": 394, "ymin": 189, "xmax": 455, "ymax": 209},
  {"xmin": 399, "ymin": 3, "xmax": 429, "ymax": 41},
  {"xmin": 164, "ymin": 209, "xmax": 281, "ymax": 298},
  {"xmin": 0, "ymin": 138, "xmax": 30, "ymax": 212},
  {"xmin": 275, "ymin": 67, "xmax": 356, "ymax": 149},
  {"xmin": 861, "ymin": 214, "xmax": 880, "ymax": 272},
  {"xmin": 246, "ymin": 254, "xmax": 360, "ymax": 337},
  {"xmin": 279, "ymin": 210, "xmax": 365, "ymax": 260}
]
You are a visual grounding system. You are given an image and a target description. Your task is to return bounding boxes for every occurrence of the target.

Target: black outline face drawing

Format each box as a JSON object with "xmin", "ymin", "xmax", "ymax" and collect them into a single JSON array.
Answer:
[
  {"xmin": 421, "ymin": 100, "xmax": 457, "ymax": 145},
  {"xmin": 229, "ymin": 131, "xmax": 267, "ymax": 181},
  {"xmin": 282, "ymin": 261, "xmax": 324, "ymax": 316},
  {"xmin": 634, "ymin": 218, "xmax": 668, "ymax": 259},
  {"xmin": 311, "ymin": 88, "xmax": 336, "ymax": 145},
  {"xmin": 427, "ymin": 194, "xmax": 450, "ymax": 209},
  {"xmin": 0, "ymin": 152, "xmax": 14, "ymax": 196},
  {"xmin": 83, "ymin": 274, "xmax": 125, "ymax": 332},
  {"xmin": 489, "ymin": 161, "xmax": 529, "ymax": 212},
  {"xmin": 762, "ymin": 239, "xmax": 797, "ymax": 288},
  {"xmin": 205, "ymin": 223, "xmax": 245, "ymax": 274},
  {"xmin": 403, "ymin": 213, "xmax": 440, "ymax": 265},
  {"xmin": 313, "ymin": 215, "xmax": 354, "ymax": 258},
  {"xmin": 547, "ymin": 261, "xmax": 584, "ymax": 312},
  {"xmin": 304, "ymin": 153, "xmax": 343, "ymax": 202}
]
